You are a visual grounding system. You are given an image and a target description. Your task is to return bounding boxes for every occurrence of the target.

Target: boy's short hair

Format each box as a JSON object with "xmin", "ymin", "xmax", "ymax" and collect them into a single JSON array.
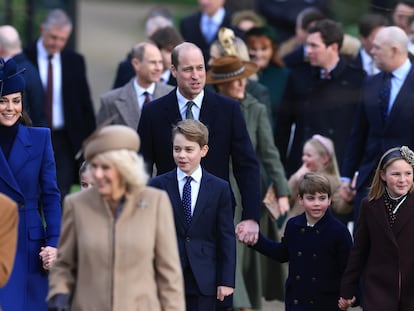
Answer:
[
  {"xmin": 172, "ymin": 119, "xmax": 209, "ymax": 147},
  {"xmin": 298, "ymin": 172, "xmax": 331, "ymax": 197}
]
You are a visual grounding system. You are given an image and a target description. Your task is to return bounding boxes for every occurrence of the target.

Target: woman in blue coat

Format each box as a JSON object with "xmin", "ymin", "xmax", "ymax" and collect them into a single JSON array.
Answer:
[{"xmin": 0, "ymin": 58, "xmax": 61, "ymax": 311}]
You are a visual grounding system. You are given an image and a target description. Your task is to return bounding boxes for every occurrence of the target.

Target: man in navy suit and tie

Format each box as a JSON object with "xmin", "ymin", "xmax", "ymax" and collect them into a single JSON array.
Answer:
[
  {"xmin": 24, "ymin": 9, "xmax": 96, "ymax": 199},
  {"xmin": 138, "ymin": 41, "xmax": 260, "ymax": 244},
  {"xmin": 179, "ymin": 0, "xmax": 233, "ymax": 65},
  {"xmin": 149, "ymin": 120, "xmax": 235, "ymax": 311},
  {"xmin": 341, "ymin": 26, "xmax": 414, "ymax": 227}
]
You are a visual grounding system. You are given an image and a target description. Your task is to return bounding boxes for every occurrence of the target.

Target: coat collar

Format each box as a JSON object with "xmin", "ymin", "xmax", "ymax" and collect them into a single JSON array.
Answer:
[
  {"xmin": 369, "ymin": 194, "xmax": 414, "ymax": 245},
  {"xmin": 291, "ymin": 208, "xmax": 335, "ymax": 231},
  {"xmin": 0, "ymin": 124, "xmax": 31, "ymax": 196}
]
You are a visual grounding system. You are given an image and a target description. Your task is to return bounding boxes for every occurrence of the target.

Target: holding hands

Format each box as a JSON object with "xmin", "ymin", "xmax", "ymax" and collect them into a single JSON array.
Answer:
[
  {"xmin": 338, "ymin": 296, "xmax": 356, "ymax": 310},
  {"xmin": 235, "ymin": 219, "xmax": 259, "ymax": 245},
  {"xmin": 39, "ymin": 246, "xmax": 57, "ymax": 270}
]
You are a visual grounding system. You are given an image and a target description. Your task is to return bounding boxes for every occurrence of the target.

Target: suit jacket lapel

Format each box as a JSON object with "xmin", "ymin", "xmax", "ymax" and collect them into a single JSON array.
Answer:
[
  {"xmin": 0, "ymin": 125, "xmax": 30, "ymax": 196},
  {"xmin": 163, "ymin": 91, "xmax": 182, "ymax": 125},
  {"xmin": 199, "ymin": 89, "xmax": 219, "ymax": 128},
  {"xmin": 190, "ymin": 171, "xmax": 210, "ymax": 226},
  {"xmin": 117, "ymin": 80, "xmax": 140, "ymax": 129},
  {"xmin": 387, "ymin": 65, "xmax": 414, "ymax": 126},
  {"xmin": 164, "ymin": 171, "xmax": 188, "ymax": 229}
]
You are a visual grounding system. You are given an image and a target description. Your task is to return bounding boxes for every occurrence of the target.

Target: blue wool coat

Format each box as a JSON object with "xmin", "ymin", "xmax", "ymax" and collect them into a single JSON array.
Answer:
[
  {"xmin": 253, "ymin": 210, "xmax": 352, "ymax": 311},
  {"xmin": 0, "ymin": 125, "xmax": 61, "ymax": 311}
]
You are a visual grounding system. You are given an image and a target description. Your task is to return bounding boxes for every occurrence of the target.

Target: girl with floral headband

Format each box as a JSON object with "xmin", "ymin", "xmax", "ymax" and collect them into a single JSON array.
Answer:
[
  {"xmin": 283, "ymin": 134, "xmax": 353, "ymax": 231},
  {"xmin": 339, "ymin": 146, "xmax": 414, "ymax": 311}
]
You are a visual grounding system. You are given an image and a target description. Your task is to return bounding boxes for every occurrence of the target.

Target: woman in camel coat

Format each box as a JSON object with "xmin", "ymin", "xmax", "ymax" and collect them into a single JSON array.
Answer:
[{"xmin": 47, "ymin": 125, "xmax": 185, "ymax": 311}]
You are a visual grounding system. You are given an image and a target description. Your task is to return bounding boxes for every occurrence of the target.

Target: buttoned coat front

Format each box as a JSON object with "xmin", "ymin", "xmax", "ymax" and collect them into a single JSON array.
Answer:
[
  {"xmin": 0, "ymin": 125, "xmax": 61, "ymax": 311},
  {"xmin": 340, "ymin": 195, "xmax": 414, "ymax": 311},
  {"xmin": 254, "ymin": 210, "xmax": 352, "ymax": 311},
  {"xmin": 48, "ymin": 186, "xmax": 185, "ymax": 311},
  {"xmin": 98, "ymin": 79, "xmax": 173, "ymax": 129}
]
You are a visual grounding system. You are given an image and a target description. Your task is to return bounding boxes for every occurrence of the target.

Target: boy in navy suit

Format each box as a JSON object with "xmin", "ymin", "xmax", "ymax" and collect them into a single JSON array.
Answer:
[
  {"xmin": 149, "ymin": 119, "xmax": 236, "ymax": 311},
  {"xmin": 243, "ymin": 173, "xmax": 353, "ymax": 311}
]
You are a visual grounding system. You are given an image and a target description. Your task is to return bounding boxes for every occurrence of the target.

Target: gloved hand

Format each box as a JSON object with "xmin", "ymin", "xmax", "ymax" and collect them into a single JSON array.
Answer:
[{"xmin": 47, "ymin": 293, "xmax": 70, "ymax": 311}]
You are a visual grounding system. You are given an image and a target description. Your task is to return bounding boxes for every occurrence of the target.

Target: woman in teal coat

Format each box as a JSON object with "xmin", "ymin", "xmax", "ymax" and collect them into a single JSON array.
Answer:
[
  {"xmin": 245, "ymin": 26, "xmax": 289, "ymax": 130},
  {"xmin": 207, "ymin": 55, "xmax": 290, "ymax": 310},
  {"xmin": 0, "ymin": 58, "xmax": 61, "ymax": 311}
]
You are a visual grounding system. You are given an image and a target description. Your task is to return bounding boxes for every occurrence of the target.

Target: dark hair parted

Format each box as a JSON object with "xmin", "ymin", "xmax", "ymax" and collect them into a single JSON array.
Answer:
[
  {"xmin": 172, "ymin": 119, "xmax": 209, "ymax": 147},
  {"xmin": 298, "ymin": 172, "xmax": 332, "ymax": 198},
  {"xmin": 307, "ymin": 19, "xmax": 344, "ymax": 49}
]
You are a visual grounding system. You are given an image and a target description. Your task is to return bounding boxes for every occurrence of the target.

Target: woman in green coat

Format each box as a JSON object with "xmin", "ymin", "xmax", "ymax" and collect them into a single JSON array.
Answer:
[{"xmin": 207, "ymin": 55, "xmax": 290, "ymax": 311}]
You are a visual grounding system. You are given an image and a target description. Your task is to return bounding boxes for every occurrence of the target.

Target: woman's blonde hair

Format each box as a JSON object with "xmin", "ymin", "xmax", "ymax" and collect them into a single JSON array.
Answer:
[
  {"xmin": 92, "ymin": 149, "xmax": 148, "ymax": 194},
  {"xmin": 306, "ymin": 135, "xmax": 340, "ymax": 177},
  {"xmin": 368, "ymin": 146, "xmax": 414, "ymax": 201}
]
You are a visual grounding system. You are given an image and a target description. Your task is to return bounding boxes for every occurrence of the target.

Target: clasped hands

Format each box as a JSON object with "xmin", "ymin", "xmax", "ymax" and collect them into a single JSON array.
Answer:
[
  {"xmin": 338, "ymin": 296, "xmax": 356, "ymax": 310},
  {"xmin": 235, "ymin": 219, "xmax": 259, "ymax": 245},
  {"xmin": 39, "ymin": 246, "xmax": 57, "ymax": 270}
]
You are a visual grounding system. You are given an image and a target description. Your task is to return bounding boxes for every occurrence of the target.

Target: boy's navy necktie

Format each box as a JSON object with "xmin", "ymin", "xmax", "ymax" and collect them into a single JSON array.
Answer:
[{"xmin": 182, "ymin": 176, "xmax": 192, "ymax": 224}]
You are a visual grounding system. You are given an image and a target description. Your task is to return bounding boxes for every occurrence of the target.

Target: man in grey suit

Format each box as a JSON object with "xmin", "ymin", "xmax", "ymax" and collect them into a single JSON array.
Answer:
[{"xmin": 98, "ymin": 42, "xmax": 173, "ymax": 129}]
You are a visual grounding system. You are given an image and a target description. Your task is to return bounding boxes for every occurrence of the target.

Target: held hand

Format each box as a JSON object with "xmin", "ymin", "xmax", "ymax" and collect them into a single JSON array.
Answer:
[
  {"xmin": 235, "ymin": 219, "xmax": 259, "ymax": 245},
  {"xmin": 277, "ymin": 196, "xmax": 290, "ymax": 216},
  {"xmin": 39, "ymin": 246, "xmax": 58, "ymax": 270},
  {"xmin": 217, "ymin": 286, "xmax": 234, "ymax": 301},
  {"xmin": 338, "ymin": 296, "xmax": 356, "ymax": 310}
]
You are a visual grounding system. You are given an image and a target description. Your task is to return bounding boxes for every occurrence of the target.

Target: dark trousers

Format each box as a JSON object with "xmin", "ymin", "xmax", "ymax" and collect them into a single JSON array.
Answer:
[
  {"xmin": 51, "ymin": 129, "xmax": 76, "ymax": 200},
  {"xmin": 184, "ymin": 266, "xmax": 217, "ymax": 311}
]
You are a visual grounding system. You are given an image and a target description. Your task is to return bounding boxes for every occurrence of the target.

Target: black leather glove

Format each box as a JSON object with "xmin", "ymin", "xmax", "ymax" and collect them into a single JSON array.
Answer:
[{"xmin": 47, "ymin": 293, "xmax": 70, "ymax": 311}]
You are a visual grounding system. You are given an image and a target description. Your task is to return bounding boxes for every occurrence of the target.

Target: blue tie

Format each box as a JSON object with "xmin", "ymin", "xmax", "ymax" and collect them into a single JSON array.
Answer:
[
  {"xmin": 182, "ymin": 176, "xmax": 192, "ymax": 224},
  {"xmin": 380, "ymin": 72, "xmax": 392, "ymax": 122},
  {"xmin": 205, "ymin": 18, "xmax": 216, "ymax": 43}
]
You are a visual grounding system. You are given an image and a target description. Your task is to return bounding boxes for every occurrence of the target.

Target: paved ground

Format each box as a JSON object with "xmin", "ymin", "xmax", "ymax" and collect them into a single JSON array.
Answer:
[{"xmin": 77, "ymin": 1, "xmax": 362, "ymax": 310}]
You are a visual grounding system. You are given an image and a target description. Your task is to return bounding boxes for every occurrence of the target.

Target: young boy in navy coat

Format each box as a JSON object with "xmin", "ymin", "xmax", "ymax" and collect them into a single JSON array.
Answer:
[
  {"xmin": 149, "ymin": 119, "xmax": 236, "ymax": 311},
  {"xmin": 243, "ymin": 172, "xmax": 352, "ymax": 311}
]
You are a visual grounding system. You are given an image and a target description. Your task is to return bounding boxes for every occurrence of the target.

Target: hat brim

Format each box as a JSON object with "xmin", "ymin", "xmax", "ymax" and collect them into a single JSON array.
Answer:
[{"xmin": 206, "ymin": 61, "xmax": 258, "ymax": 84}]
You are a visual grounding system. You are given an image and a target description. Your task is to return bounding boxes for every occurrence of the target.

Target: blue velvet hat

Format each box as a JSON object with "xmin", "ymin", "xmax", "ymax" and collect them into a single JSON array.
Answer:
[{"xmin": 0, "ymin": 58, "xmax": 25, "ymax": 96}]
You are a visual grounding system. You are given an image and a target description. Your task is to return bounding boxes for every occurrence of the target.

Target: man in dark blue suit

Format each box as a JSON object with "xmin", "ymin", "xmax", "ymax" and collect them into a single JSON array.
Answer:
[
  {"xmin": 24, "ymin": 9, "xmax": 96, "ymax": 198},
  {"xmin": 149, "ymin": 120, "xmax": 235, "ymax": 311},
  {"xmin": 179, "ymin": 0, "xmax": 233, "ymax": 66},
  {"xmin": 138, "ymin": 41, "xmax": 260, "ymax": 244},
  {"xmin": 341, "ymin": 26, "xmax": 414, "ymax": 227}
]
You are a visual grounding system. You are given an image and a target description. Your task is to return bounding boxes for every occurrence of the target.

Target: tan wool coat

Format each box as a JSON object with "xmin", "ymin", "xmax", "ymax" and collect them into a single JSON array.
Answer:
[
  {"xmin": 48, "ymin": 187, "xmax": 185, "ymax": 311},
  {"xmin": 0, "ymin": 193, "xmax": 18, "ymax": 287}
]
